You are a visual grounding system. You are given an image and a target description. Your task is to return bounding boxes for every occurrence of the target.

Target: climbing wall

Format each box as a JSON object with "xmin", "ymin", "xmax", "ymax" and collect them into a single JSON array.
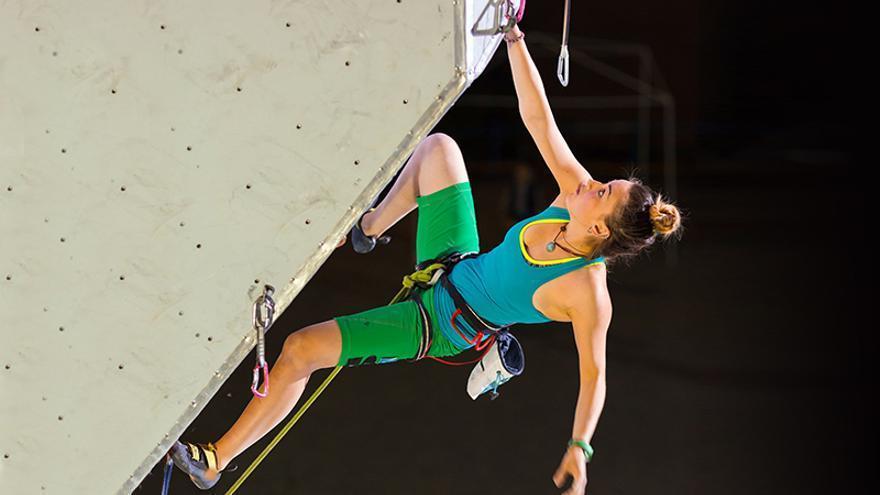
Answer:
[{"xmin": 0, "ymin": 0, "xmax": 513, "ymax": 492}]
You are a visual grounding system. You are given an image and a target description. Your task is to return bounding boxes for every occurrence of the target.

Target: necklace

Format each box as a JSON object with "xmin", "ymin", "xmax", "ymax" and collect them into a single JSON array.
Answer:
[{"xmin": 545, "ymin": 225, "xmax": 592, "ymax": 258}]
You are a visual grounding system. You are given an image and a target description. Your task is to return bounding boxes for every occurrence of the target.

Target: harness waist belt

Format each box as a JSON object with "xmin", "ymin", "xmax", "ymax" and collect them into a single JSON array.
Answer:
[{"xmin": 440, "ymin": 273, "xmax": 508, "ymax": 336}]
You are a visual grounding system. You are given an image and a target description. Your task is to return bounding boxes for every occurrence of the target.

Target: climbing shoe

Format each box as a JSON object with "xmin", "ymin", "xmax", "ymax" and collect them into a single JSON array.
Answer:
[
  {"xmin": 351, "ymin": 208, "xmax": 391, "ymax": 254},
  {"xmin": 169, "ymin": 441, "xmax": 223, "ymax": 490}
]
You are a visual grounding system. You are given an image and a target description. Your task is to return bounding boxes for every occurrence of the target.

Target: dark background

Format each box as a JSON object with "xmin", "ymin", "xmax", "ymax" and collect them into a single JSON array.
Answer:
[{"xmin": 141, "ymin": 1, "xmax": 869, "ymax": 493}]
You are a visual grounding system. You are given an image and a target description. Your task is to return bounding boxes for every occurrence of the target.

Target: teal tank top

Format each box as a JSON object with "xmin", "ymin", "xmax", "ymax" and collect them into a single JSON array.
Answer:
[{"xmin": 431, "ymin": 205, "xmax": 605, "ymax": 350}]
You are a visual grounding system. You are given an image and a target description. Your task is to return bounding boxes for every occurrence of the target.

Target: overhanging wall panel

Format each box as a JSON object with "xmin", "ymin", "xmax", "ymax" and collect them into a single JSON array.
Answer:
[{"xmin": 1, "ymin": 0, "xmax": 505, "ymax": 493}]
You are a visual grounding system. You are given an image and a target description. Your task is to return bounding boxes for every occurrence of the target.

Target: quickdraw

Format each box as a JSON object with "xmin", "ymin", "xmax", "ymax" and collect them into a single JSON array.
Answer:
[
  {"xmin": 557, "ymin": 0, "xmax": 571, "ymax": 87},
  {"xmin": 250, "ymin": 285, "xmax": 275, "ymax": 398},
  {"xmin": 471, "ymin": 0, "xmax": 525, "ymax": 37}
]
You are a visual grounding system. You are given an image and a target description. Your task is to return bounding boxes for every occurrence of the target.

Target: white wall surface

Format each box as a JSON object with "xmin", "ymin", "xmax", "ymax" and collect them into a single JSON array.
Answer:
[{"xmin": 0, "ymin": 0, "xmax": 506, "ymax": 493}]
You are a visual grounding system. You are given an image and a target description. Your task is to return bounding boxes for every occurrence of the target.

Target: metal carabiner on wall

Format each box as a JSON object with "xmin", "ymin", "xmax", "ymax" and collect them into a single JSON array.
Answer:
[
  {"xmin": 251, "ymin": 284, "xmax": 275, "ymax": 398},
  {"xmin": 471, "ymin": 0, "xmax": 521, "ymax": 36}
]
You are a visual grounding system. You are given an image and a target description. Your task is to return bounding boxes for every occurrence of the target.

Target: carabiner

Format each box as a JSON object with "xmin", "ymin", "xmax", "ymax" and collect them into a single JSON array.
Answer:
[
  {"xmin": 489, "ymin": 371, "xmax": 503, "ymax": 400},
  {"xmin": 471, "ymin": 0, "xmax": 518, "ymax": 36},
  {"xmin": 557, "ymin": 0, "xmax": 571, "ymax": 87},
  {"xmin": 251, "ymin": 359, "xmax": 269, "ymax": 398},
  {"xmin": 557, "ymin": 45, "xmax": 570, "ymax": 87}
]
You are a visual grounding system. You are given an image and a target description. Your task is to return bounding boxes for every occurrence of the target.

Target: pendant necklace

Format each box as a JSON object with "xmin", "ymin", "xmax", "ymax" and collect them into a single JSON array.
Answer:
[
  {"xmin": 546, "ymin": 225, "xmax": 592, "ymax": 258},
  {"xmin": 545, "ymin": 226, "xmax": 563, "ymax": 252}
]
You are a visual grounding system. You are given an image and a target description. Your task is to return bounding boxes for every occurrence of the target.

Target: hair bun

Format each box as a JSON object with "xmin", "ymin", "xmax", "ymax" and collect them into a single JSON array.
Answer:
[{"xmin": 648, "ymin": 197, "xmax": 682, "ymax": 237}]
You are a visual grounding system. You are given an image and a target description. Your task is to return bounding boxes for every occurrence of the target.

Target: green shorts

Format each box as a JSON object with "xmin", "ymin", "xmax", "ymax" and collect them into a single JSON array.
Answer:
[{"xmin": 335, "ymin": 182, "xmax": 480, "ymax": 367}]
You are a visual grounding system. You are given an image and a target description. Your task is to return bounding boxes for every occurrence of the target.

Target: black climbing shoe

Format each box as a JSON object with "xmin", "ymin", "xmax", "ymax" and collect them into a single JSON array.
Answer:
[
  {"xmin": 169, "ymin": 441, "xmax": 223, "ymax": 490},
  {"xmin": 351, "ymin": 209, "xmax": 391, "ymax": 254}
]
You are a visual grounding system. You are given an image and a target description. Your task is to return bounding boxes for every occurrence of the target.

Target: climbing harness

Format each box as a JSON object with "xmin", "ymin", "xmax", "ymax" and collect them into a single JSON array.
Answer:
[
  {"xmin": 471, "ymin": 0, "xmax": 525, "ymax": 36},
  {"xmin": 400, "ymin": 252, "xmax": 525, "ymax": 400},
  {"xmin": 251, "ymin": 285, "xmax": 275, "ymax": 398},
  {"xmin": 388, "ymin": 251, "xmax": 492, "ymax": 365},
  {"xmin": 165, "ymin": 253, "xmax": 525, "ymax": 494},
  {"xmin": 557, "ymin": 0, "xmax": 572, "ymax": 87},
  {"xmin": 387, "ymin": 251, "xmax": 497, "ymax": 365}
]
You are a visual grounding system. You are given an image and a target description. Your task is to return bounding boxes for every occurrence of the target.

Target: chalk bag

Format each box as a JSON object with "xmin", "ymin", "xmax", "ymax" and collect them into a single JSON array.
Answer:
[{"xmin": 466, "ymin": 331, "xmax": 524, "ymax": 400}]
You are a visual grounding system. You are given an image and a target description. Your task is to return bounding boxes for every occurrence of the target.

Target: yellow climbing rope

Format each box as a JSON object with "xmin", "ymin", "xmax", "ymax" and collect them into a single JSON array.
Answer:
[
  {"xmin": 224, "ymin": 262, "xmax": 448, "ymax": 495},
  {"xmin": 224, "ymin": 365, "xmax": 342, "ymax": 495}
]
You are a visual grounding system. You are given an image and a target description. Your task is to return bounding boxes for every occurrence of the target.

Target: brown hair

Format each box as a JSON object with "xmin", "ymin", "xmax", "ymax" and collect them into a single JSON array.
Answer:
[{"xmin": 598, "ymin": 178, "xmax": 682, "ymax": 264}]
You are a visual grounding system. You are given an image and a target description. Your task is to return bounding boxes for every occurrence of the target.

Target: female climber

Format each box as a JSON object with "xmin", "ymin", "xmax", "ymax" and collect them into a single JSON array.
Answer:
[{"xmin": 169, "ymin": 22, "xmax": 682, "ymax": 495}]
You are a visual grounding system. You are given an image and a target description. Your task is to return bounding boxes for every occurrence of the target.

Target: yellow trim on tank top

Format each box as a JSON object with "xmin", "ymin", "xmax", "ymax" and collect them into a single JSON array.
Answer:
[{"xmin": 519, "ymin": 218, "xmax": 604, "ymax": 267}]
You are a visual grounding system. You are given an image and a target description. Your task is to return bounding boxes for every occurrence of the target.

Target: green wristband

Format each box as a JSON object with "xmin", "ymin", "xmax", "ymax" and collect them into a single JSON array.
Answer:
[{"xmin": 568, "ymin": 439, "xmax": 594, "ymax": 462}]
